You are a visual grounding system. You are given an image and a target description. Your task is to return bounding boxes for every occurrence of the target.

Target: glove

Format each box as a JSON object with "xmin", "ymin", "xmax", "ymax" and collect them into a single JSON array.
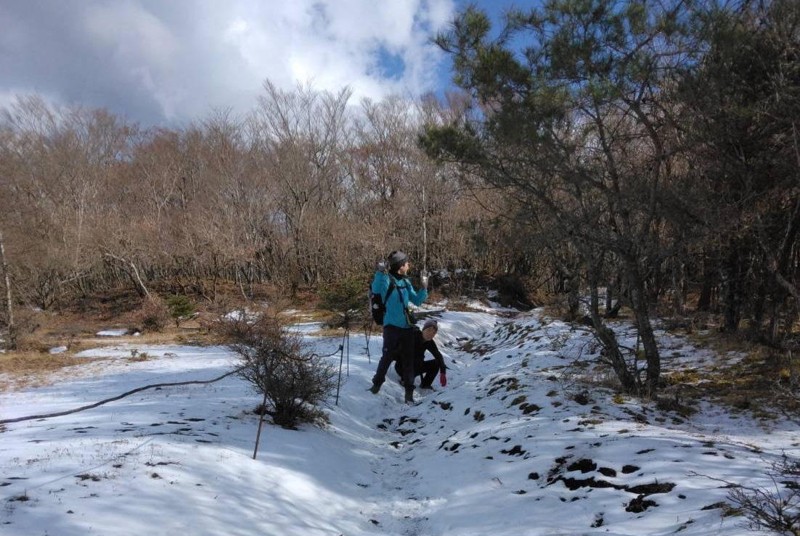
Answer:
[
  {"xmin": 439, "ymin": 371, "xmax": 447, "ymax": 387},
  {"xmin": 375, "ymin": 260, "xmax": 387, "ymax": 273},
  {"xmin": 420, "ymin": 270, "xmax": 429, "ymax": 289}
]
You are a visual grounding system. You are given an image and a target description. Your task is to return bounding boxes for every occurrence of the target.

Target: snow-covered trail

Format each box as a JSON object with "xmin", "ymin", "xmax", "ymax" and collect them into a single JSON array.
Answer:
[
  {"xmin": 332, "ymin": 310, "xmax": 798, "ymax": 536},
  {"xmin": 1, "ymin": 309, "xmax": 797, "ymax": 535}
]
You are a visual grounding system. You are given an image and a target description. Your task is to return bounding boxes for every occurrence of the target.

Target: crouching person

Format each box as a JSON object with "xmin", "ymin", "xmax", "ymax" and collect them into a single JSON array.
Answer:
[{"xmin": 395, "ymin": 319, "xmax": 447, "ymax": 390}]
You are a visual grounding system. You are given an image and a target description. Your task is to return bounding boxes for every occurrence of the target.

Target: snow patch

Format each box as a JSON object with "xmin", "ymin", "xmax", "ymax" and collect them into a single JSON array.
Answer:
[{"xmin": 96, "ymin": 328, "xmax": 128, "ymax": 337}]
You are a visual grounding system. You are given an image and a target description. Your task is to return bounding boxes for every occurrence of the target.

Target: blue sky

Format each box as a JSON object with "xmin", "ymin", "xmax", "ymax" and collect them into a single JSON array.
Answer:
[{"xmin": 0, "ymin": 0, "xmax": 539, "ymax": 127}]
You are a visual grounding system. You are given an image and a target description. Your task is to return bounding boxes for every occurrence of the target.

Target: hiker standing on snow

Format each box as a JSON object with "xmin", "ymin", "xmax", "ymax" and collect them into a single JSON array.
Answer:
[
  {"xmin": 394, "ymin": 318, "xmax": 447, "ymax": 391},
  {"xmin": 369, "ymin": 250, "xmax": 428, "ymax": 404}
]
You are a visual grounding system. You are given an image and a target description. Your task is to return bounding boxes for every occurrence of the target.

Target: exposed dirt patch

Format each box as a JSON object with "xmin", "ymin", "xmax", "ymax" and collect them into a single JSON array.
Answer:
[
  {"xmin": 627, "ymin": 482, "xmax": 676, "ymax": 495},
  {"xmin": 626, "ymin": 495, "xmax": 657, "ymax": 513},
  {"xmin": 567, "ymin": 459, "xmax": 596, "ymax": 473}
]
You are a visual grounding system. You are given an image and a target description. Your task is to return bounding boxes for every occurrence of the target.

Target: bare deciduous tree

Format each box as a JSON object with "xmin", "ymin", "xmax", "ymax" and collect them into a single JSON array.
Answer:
[{"xmin": 0, "ymin": 230, "xmax": 16, "ymax": 350}]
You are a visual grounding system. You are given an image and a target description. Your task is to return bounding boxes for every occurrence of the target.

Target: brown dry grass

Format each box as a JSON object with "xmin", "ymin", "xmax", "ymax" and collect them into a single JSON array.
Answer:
[
  {"xmin": 0, "ymin": 285, "xmax": 308, "ymax": 391},
  {"xmin": 0, "ymin": 326, "xmax": 226, "ymax": 392},
  {"xmin": 659, "ymin": 327, "xmax": 796, "ymax": 418},
  {"xmin": 81, "ymin": 327, "xmax": 223, "ymax": 347},
  {"xmin": 0, "ymin": 350, "xmax": 94, "ymax": 391},
  {"xmin": 0, "ymin": 351, "xmax": 91, "ymax": 376},
  {"xmin": 549, "ymin": 302, "xmax": 796, "ymax": 418},
  {"xmin": 1, "ymin": 313, "xmax": 225, "ymax": 392}
]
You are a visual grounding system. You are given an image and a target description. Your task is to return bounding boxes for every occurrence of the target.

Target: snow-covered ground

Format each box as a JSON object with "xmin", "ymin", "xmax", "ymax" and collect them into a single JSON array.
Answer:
[{"xmin": 1, "ymin": 308, "xmax": 797, "ymax": 535}]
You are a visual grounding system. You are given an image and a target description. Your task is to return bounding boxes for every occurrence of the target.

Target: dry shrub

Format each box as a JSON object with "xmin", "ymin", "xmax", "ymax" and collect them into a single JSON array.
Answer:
[
  {"xmin": 134, "ymin": 297, "xmax": 170, "ymax": 333},
  {"xmin": 217, "ymin": 309, "xmax": 335, "ymax": 429},
  {"xmin": 493, "ymin": 273, "xmax": 534, "ymax": 308},
  {"xmin": 1, "ymin": 307, "xmax": 47, "ymax": 352},
  {"xmin": 728, "ymin": 454, "xmax": 800, "ymax": 535},
  {"xmin": 540, "ymin": 296, "xmax": 569, "ymax": 321}
]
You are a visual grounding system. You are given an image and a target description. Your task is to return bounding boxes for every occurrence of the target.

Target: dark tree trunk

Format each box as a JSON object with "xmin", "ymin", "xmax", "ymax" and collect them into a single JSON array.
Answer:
[
  {"xmin": 567, "ymin": 273, "xmax": 580, "ymax": 321},
  {"xmin": 0, "ymin": 231, "xmax": 16, "ymax": 351},
  {"xmin": 697, "ymin": 250, "xmax": 715, "ymax": 312},
  {"xmin": 590, "ymin": 280, "xmax": 637, "ymax": 393},
  {"xmin": 626, "ymin": 260, "xmax": 660, "ymax": 397},
  {"xmin": 749, "ymin": 271, "xmax": 768, "ymax": 342},
  {"xmin": 672, "ymin": 259, "xmax": 686, "ymax": 316},
  {"xmin": 723, "ymin": 247, "xmax": 742, "ymax": 332}
]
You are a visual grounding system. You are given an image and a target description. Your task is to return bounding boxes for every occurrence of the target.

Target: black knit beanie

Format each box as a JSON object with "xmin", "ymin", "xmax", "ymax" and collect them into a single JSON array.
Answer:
[{"xmin": 388, "ymin": 250, "xmax": 409, "ymax": 271}]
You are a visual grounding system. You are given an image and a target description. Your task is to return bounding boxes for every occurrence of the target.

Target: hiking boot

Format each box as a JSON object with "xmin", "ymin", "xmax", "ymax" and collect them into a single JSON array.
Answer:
[
  {"xmin": 369, "ymin": 383, "xmax": 381, "ymax": 394},
  {"xmin": 419, "ymin": 384, "xmax": 435, "ymax": 391},
  {"xmin": 404, "ymin": 388, "xmax": 414, "ymax": 404}
]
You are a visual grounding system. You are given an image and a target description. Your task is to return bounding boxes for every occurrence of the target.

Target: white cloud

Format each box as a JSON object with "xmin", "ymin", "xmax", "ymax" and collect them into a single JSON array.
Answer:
[
  {"xmin": 0, "ymin": 0, "xmax": 457, "ymax": 125},
  {"xmin": 216, "ymin": 0, "xmax": 454, "ymax": 103},
  {"xmin": 83, "ymin": 2, "xmax": 178, "ymax": 70},
  {"xmin": 82, "ymin": 2, "xmax": 184, "ymax": 118}
]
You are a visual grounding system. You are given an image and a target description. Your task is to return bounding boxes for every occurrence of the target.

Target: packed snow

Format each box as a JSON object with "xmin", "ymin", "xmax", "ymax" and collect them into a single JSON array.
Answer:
[
  {"xmin": 96, "ymin": 329, "xmax": 130, "ymax": 337},
  {"xmin": 1, "ymin": 307, "xmax": 797, "ymax": 535}
]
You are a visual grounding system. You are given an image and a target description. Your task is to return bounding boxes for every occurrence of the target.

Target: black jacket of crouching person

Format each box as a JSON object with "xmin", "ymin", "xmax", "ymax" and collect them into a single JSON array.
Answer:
[{"xmin": 394, "ymin": 326, "xmax": 446, "ymax": 388}]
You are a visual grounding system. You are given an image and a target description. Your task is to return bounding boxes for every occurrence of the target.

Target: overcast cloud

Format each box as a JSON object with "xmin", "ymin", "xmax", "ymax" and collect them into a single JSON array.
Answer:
[{"xmin": 0, "ymin": 0, "xmax": 456, "ymax": 126}]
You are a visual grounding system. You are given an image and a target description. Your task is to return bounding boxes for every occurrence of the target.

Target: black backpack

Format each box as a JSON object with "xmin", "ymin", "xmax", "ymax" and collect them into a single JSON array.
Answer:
[{"xmin": 370, "ymin": 279, "xmax": 396, "ymax": 325}]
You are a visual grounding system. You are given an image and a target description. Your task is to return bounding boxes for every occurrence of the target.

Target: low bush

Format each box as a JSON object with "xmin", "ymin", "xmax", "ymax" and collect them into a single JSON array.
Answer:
[
  {"xmin": 218, "ymin": 309, "xmax": 335, "ymax": 429},
  {"xmin": 728, "ymin": 454, "xmax": 800, "ymax": 535},
  {"xmin": 135, "ymin": 298, "xmax": 170, "ymax": 333}
]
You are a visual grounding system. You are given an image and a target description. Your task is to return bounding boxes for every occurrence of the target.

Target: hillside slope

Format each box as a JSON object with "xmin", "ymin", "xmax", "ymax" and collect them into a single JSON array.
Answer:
[{"xmin": 1, "ymin": 308, "xmax": 796, "ymax": 535}]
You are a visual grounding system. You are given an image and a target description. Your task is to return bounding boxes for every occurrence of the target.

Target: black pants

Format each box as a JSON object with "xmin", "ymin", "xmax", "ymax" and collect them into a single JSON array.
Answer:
[
  {"xmin": 394, "ymin": 359, "xmax": 440, "ymax": 388},
  {"xmin": 372, "ymin": 325, "xmax": 415, "ymax": 390}
]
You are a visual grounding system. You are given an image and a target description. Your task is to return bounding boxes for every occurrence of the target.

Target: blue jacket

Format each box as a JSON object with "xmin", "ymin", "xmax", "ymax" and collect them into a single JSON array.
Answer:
[{"xmin": 371, "ymin": 271, "xmax": 428, "ymax": 328}]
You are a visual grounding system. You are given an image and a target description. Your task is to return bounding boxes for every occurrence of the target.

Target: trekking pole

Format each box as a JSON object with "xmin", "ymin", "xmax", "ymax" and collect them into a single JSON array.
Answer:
[
  {"xmin": 365, "ymin": 290, "xmax": 372, "ymax": 363},
  {"xmin": 364, "ymin": 322, "xmax": 372, "ymax": 364},
  {"xmin": 335, "ymin": 342, "xmax": 345, "ymax": 405},
  {"xmin": 422, "ymin": 185, "xmax": 428, "ymax": 274},
  {"xmin": 342, "ymin": 321, "xmax": 350, "ymax": 376},
  {"xmin": 252, "ymin": 390, "xmax": 268, "ymax": 460}
]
